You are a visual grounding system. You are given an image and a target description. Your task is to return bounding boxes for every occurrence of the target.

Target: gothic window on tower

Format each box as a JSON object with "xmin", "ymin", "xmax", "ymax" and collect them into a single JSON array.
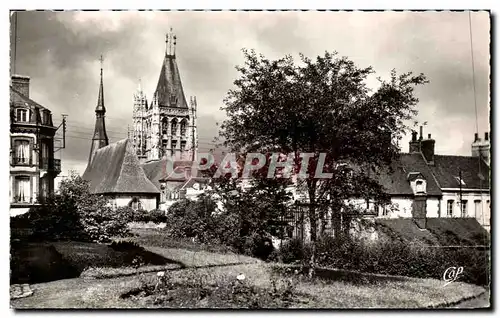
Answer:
[
  {"xmin": 171, "ymin": 119, "xmax": 178, "ymax": 136},
  {"xmin": 180, "ymin": 140, "xmax": 186, "ymax": 151},
  {"xmin": 180, "ymin": 120, "xmax": 187, "ymax": 136},
  {"xmin": 162, "ymin": 118, "xmax": 169, "ymax": 135}
]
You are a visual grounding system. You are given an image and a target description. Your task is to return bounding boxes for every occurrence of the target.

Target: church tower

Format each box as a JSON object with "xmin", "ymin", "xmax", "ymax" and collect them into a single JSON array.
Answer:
[
  {"xmin": 131, "ymin": 29, "xmax": 198, "ymax": 163},
  {"xmin": 88, "ymin": 56, "xmax": 109, "ymax": 165}
]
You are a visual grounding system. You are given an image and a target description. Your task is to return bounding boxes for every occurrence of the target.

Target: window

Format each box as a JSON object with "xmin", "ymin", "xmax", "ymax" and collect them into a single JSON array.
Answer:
[
  {"xmin": 41, "ymin": 142, "xmax": 49, "ymax": 168},
  {"xmin": 447, "ymin": 200, "xmax": 454, "ymax": 217},
  {"xmin": 128, "ymin": 197, "xmax": 142, "ymax": 210},
  {"xmin": 461, "ymin": 200, "xmax": 468, "ymax": 217},
  {"xmin": 416, "ymin": 180, "xmax": 425, "ymax": 193},
  {"xmin": 161, "ymin": 118, "xmax": 168, "ymax": 135},
  {"xmin": 40, "ymin": 178, "xmax": 48, "ymax": 199},
  {"xmin": 171, "ymin": 140, "xmax": 177, "ymax": 150},
  {"xmin": 14, "ymin": 176, "xmax": 30, "ymax": 203},
  {"xmin": 41, "ymin": 111, "xmax": 50, "ymax": 125},
  {"xmin": 14, "ymin": 140, "xmax": 30, "ymax": 164},
  {"xmin": 171, "ymin": 119, "xmax": 178, "ymax": 135},
  {"xmin": 16, "ymin": 109, "xmax": 28, "ymax": 122},
  {"xmin": 180, "ymin": 120, "xmax": 187, "ymax": 136},
  {"xmin": 180, "ymin": 140, "xmax": 186, "ymax": 151},
  {"xmin": 474, "ymin": 200, "xmax": 481, "ymax": 220}
]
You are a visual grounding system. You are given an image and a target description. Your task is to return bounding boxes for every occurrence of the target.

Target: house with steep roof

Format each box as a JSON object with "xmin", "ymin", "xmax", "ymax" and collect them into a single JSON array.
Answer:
[
  {"xmin": 83, "ymin": 59, "xmax": 160, "ymax": 211},
  {"xmin": 83, "ymin": 139, "xmax": 160, "ymax": 210},
  {"xmin": 365, "ymin": 127, "xmax": 490, "ymax": 230},
  {"xmin": 286, "ymin": 126, "xmax": 491, "ymax": 242}
]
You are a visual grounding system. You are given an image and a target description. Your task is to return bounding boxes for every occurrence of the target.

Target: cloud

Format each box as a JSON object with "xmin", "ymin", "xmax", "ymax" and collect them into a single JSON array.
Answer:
[{"xmin": 10, "ymin": 11, "xmax": 490, "ymax": 175}]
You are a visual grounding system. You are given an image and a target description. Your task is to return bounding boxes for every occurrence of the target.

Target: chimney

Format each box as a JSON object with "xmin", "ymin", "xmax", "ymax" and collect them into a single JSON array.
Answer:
[
  {"xmin": 409, "ymin": 130, "xmax": 420, "ymax": 153},
  {"xmin": 11, "ymin": 75, "xmax": 30, "ymax": 97},
  {"xmin": 475, "ymin": 133, "xmax": 479, "ymax": 142},
  {"xmin": 471, "ymin": 131, "xmax": 490, "ymax": 166},
  {"xmin": 419, "ymin": 126, "xmax": 423, "ymax": 141},
  {"xmin": 421, "ymin": 133, "xmax": 435, "ymax": 164}
]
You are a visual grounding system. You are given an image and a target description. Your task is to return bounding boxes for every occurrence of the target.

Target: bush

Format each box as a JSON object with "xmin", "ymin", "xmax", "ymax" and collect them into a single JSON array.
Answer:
[
  {"xmin": 279, "ymin": 238, "xmax": 308, "ymax": 264},
  {"xmin": 10, "ymin": 174, "xmax": 131, "ymax": 243},
  {"xmin": 276, "ymin": 236, "xmax": 489, "ymax": 286},
  {"xmin": 147, "ymin": 209, "xmax": 167, "ymax": 224},
  {"xmin": 116, "ymin": 206, "xmax": 136, "ymax": 223},
  {"xmin": 240, "ymin": 232, "xmax": 275, "ymax": 261}
]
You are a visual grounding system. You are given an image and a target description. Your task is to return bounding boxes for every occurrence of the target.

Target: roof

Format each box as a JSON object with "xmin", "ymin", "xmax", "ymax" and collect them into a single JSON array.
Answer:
[
  {"xmin": 153, "ymin": 54, "xmax": 189, "ymax": 109},
  {"xmin": 10, "ymin": 86, "xmax": 49, "ymax": 111},
  {"xmin": 430, "ymin": 155, "xmax": 490, "ymax": 190},
  {"xmin": 95, "ymin": 68, "xmax": 105, "ymax": 112},
  {"xmin": 142, "ymin": 159, "xmax": 208, "ymax": 191},
  {"xmin": 83, "ymin": 139, "xmax": 159, "ymax": 194},
  {"xmin": 374, "ymin": 153, "xmax": 442, "ymax": 196}
]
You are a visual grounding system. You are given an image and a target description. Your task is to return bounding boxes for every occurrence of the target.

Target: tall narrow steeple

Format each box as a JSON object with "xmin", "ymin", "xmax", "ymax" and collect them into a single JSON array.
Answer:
[{"xmin": 88, "ymin": 55, "xmax": 109, "ymax": 165}]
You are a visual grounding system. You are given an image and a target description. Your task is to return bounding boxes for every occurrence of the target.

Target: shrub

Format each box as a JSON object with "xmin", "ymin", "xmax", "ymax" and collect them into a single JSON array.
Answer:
[
  {"xmin": 148, "ymin": 209, "xmax": 167, "ymax": 224},
  {"xmin": 10, "ymin": 174, "xmax": 131, "ymax": 243},
  {"xmin": 240, "ymin": 232, "xmax": 275, "ymax": 261},
  {"xmin": 116, "ymin": 206, "xmax": 136, "ymax": 223},
  {"xmin": 278, "ymin": 238, "xmax": 308, "ymax": 264},
  {"xmin": 276, "ymin": 236, "xmax": 489, "ymax": 286}
]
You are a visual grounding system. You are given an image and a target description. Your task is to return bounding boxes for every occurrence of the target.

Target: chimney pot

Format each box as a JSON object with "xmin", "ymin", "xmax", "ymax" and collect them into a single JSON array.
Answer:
[
  {"xmin": 485, "ymin": 132, "xmax": 489, "ymax": 141},
  {"xmin": 419, "ymin": 126, "xmax": 423, "ymax": 140},
  {"xmin": 474, "ymin": 133, "xmax": 479, "ymax": 142},
  {"xmin": 428, "ymin": 134, "xmax": 431, "ymax": 139}
]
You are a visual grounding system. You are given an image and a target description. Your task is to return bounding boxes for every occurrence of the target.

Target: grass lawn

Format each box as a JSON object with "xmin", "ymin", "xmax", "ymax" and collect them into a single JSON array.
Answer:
[
  {"xmin": 12, "ymin": 262, "xmax": 487, "ymax": 309},
  {"xmin": 125, "ymin": 228, "xmax": 237, "ymax": 254},
  {"xmin": 10, "ymin": 240, "xmax": 182, "ymax": 284}
]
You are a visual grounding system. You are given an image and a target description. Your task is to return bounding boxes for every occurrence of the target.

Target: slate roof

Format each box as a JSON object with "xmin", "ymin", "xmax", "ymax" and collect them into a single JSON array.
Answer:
[
  {"xmin": 430, "ymin": 155, "xmax": 490, "ymax": 190},
  {"xmin": 10, "ymin": 86, "xmax": 49, "ymax": 111},
  {"xmin": 153, "ymin": 54, "xmax": 189, "ymax": 109},
  {"xmin": 374, "ymin": 153, "xmax": 442, "ymax": 196},
  {"xmin": 142, "ymin": 159, "xmax": 205, "ymax": 191},
  {"xmin": 83, "ymin": 139, "xmax": 159, "ymax": 194}
]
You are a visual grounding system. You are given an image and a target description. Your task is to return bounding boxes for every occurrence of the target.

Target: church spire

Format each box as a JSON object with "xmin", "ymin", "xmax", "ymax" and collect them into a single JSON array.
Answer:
[
  {"xmin": 153, "ymin": 31, "xmax": 188, "ymax": 109},
  {"xmin": 96, "ymin": 55, "xmax": 105, "ymax": 112},
  {"xmin": 88, "ymin": 55, "xmax": 109, "ymax": 166}
]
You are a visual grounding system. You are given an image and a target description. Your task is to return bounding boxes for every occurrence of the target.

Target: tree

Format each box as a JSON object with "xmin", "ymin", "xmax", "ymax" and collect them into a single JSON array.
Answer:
[{"xmin": 219, "ymin": 49, "xmax": 428, "ymax": 276}]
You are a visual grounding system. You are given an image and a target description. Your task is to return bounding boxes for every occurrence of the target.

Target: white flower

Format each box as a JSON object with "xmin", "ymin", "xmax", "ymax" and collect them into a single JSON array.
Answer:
[
  {"xmin": 236, "ymin": 273, "xmax": 245, "ymax": 281},
  {"xmin": 157, "ymin": 271, "xmax": 165, "ymax": 277}
]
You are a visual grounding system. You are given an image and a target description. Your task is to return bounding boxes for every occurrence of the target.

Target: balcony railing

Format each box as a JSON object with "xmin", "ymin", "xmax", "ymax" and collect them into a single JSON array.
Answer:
[
  {"xmin": 11, "ymin": 157, "xmax": 31, "ymax": 165},
  {"xmin": 12, "ymin": 195, "xmax": 33, "ymax": 204},
  {"xmin": 53, "ymin": 159, "xmax": 61, "ymax": 174}
]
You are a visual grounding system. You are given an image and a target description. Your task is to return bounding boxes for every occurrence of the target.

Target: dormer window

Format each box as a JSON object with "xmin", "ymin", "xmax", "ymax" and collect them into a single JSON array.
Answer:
[
  {"xmin": 416, "ymin": 180, "xmax": 425, "ymax": 193},
  {"xmin": 16, "ymin": 108, "xmax": 28, "ymax": 122}
]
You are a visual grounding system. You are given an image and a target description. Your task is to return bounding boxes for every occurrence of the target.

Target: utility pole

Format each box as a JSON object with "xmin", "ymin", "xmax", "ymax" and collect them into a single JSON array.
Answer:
[
  {"xmin": 54, "ymin": 114, "xmax": 67, "ymax": 152},
  {"xmin": 459, "ymin": 169, "xmax": 463, "ymax": 217}
]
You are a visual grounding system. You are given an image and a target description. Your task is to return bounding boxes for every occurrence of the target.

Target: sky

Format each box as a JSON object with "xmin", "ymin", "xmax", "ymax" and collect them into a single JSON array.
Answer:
[{"xmin": 9, "ymin": 10, "xmax": 490, "ymax": 176}]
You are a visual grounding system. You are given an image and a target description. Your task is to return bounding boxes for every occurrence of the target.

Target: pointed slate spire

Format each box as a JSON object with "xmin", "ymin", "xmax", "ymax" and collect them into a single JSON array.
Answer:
[
  {"xmin": 153, "ymin": 30, "xmax": 188, "ymax": 109},
  {"xmin": 96, "ymin": 55, "xmax": 106, "ymax": 112},
  {"xmin": 88, "ymin": 55, "xmax": 109, "ymax": 166}
]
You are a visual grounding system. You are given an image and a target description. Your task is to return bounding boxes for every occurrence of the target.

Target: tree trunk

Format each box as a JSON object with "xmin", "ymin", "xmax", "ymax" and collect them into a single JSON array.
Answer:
[
  {"xmin": 307, "ymin": 180, "xmax": 317, "ymax": 278},
  {"xmin": 342, "ymin": 214, "xmax": 351, "ymax": 239},
  {"xmin": 331, "ymin": 201, "xmax": 342, "ymax": 241}
]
